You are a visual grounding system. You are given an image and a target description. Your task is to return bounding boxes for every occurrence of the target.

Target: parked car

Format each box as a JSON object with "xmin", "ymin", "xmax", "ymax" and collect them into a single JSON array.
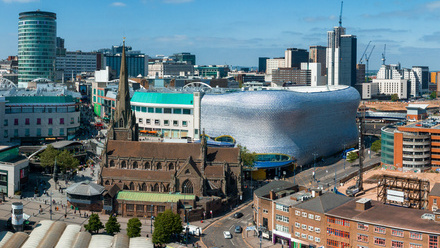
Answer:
[
  {"xmin": 223, "ymin": 231, "xmax": 232, "ymax": 239},
  {"xmin": 235, "ymin": 225, "xmax": 242, "ymax": 233},
  {"xmin": 234, "ymin": 212, "xmax": 243, "ymax": 218}
]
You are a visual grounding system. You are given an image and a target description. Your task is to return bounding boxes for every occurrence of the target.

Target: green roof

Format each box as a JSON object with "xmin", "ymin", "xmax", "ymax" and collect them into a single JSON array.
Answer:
[
  {"xmin": 116, "ymin": 191, "xmax": 195, "ymax": 203},
  {"xmin": 6, "ymin": 96, "xmax": 75, "ymax": 104},
  {"xmin": 130, "ymin": 92, "xmax": 194, "ymax": 105}
]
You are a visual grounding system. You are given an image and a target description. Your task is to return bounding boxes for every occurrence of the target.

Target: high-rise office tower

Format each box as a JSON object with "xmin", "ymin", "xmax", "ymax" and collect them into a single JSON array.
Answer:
[
  {"xmin": 284, "ymin": 48, "xmax": 308, "ymax": 68},
  {"xmin": 309, "ymin": 45, "xmax": 327, "ymax": 76},
  {"xmin": 18, "ymin": 10, "xmax": 57, "ymax": 88},
  {"xmin": 258, "ymin": 57, "xmax": 269, "ymax": 73},
  {"xmin": 171, "ymin": 53, "xmax": 196, "ymax": 65},
  {"xmin": 326, "ymin": 27, "xmax": 357, "ymax": 86}
]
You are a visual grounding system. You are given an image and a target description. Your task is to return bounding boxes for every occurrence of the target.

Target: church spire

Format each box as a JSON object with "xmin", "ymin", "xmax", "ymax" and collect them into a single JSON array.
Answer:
[{"xmin": 114, "ymin": 37, "xmax": 131, "ymax": 128}]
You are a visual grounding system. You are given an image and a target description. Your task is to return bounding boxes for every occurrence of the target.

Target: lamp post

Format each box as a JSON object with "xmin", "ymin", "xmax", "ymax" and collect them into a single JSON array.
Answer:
[
  {"xmin": 150, "ymin": 204, "xmax": 154, "ymax": 234},
  {"xmin": 49, "ymin": 191, "xmax": 53, "ymax": 220}
]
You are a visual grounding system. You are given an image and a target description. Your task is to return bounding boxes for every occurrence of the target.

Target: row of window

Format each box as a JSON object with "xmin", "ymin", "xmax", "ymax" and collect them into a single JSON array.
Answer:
[
  {"xmin": 275, "ymin": 204, "xmax": 289, "ymax": 213},
  {"xmin": 294, "ymin": 222, "xmax": 320, "ymax": 233},
  {"xmin": 275, "ymin": 214, "xmax": 289, "ymax": 223},
  {"xmin": 133, "ymin": 106, "xmax": 192, "ymax": 115},
  {"xmin": 295, "ymin": 210, "xmax": 321, "ymax": 221},
  {"xmin": 327, "ymin": 239, "xmax": 349, "ymax": 248},
  {"xmin": 4, "ymin": 117, "xmax": 76, "ymax": 126},
  {"xmin": 275, "ymin": 224, "xmax": 289, "ymax": 233},
  {"xmin": 4, "ymin": 128, "xmax": 66, "ymax": 138},
  {"xmin": 294, "ymin": 232, "xmax": 320, "ymax": 243},
  {"xmin": 126, "ymin": 204, "xmax": 165, "ymax": 213},
  {"xmin": 327, "ymin": 216, "xmax": 350, "ymax": 226},
  {"xmin": 139, "ymin": 118, "xmax": 188, "ymax": 127},
  {"xmin": 327, "ymin": 227, "xmax": 350, "ymax": 239}
]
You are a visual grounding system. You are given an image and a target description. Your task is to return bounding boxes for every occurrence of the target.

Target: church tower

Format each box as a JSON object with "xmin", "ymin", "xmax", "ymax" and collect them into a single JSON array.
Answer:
[{"xmin": 107, "ymin": 38, "xmax": 139, "ymax": 141}]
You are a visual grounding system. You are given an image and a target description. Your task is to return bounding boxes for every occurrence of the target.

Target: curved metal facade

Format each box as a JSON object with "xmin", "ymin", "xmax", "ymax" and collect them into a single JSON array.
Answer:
[{"xmin": 201, "ymin": 86, "xmax": 360, "ymax": 165}]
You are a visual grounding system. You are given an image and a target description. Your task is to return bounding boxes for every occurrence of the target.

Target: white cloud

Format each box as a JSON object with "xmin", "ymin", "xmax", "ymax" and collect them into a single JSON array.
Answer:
[
  {"xmin": 111, "ymin": 2, "xmax": 126, "ymax": 7},
  {"xmin": 425, "ymin": 1, "xmax": 440, "ymax": 11},
  {"xmin": 163, "ymin": 0, "xmax": 193, "ymax": 3},
  {"xmin": 2, "ymin": 0, "xmax": 38, "ymax": 3}
]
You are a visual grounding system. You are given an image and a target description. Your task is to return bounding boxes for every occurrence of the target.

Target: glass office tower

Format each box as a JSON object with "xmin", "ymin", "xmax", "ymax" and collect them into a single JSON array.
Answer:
[{"xmin": 18, "ymin": 10, "xmax": 56, "ymax": 87}]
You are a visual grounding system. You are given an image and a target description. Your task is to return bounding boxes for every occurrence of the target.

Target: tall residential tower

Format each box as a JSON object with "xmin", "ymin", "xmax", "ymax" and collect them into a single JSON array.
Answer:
[{"xmin": 18, "ymin": 10, "xmax": 57, "ymax": 88}]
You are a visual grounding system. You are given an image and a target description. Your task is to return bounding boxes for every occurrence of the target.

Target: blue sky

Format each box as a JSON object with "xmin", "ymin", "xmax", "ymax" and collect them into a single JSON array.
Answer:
[{"xmin": 1, "ymin": 0, "xmax": 440, "ymax": 70}]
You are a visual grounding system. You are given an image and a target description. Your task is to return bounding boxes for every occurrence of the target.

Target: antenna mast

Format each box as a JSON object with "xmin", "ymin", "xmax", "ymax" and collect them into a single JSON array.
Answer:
[
  {"xmin": 381, "ymin": 44, "xmax": 386, "ymax": 65},
  {"xmin": 339, "ymin": 1, "xmax": 344, "ymax": 27}
]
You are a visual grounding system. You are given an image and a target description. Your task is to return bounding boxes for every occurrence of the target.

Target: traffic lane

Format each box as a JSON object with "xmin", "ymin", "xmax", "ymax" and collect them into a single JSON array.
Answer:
[{"xmin": 202, "ymin": 205, "xmax": 252, "ymax": 248}]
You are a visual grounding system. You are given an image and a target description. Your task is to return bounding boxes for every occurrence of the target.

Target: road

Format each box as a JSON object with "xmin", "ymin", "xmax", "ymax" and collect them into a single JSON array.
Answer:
[
  {"xmin": 288, "ymin": 149, "xmax": 381, "ymax": 191},
  {"xmin": 202, "ymin": 204, "xmax": 253, "ymax": 248}
]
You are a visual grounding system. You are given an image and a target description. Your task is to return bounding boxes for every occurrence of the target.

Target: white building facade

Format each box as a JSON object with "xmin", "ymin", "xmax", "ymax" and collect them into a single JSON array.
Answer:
[
  {"xmin": 361, "ymin": 79, "xmax": 409, "ymax": 100},
  {"xmin": 56, "ymin": 51, "xmax": 99, "ymax": 82}
]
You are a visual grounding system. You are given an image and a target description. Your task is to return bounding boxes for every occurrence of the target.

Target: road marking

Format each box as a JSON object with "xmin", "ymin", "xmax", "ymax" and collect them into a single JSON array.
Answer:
[
  {"xmin": 231, "ymin": 240, "xmax": 236, "ymax": 246},
  {"xmin": 229, "ymin": 225, "xmax": 234, "ymax": 230}
]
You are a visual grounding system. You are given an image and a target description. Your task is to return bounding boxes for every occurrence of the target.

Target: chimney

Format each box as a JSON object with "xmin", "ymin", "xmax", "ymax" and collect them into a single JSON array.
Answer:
[
  {"xmin": 356, "ymin": 198, "xmax": 372, "ymax": 211},
  {"xmin": 269, "ymin": 190, "xmax": 276, "ymax": 200}
]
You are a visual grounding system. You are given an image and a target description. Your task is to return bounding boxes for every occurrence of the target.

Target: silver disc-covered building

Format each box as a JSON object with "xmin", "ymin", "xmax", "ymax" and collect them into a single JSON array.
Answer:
[{"xmin": 201, "ymin": 85, "xmax": 360, "ymax": 166}]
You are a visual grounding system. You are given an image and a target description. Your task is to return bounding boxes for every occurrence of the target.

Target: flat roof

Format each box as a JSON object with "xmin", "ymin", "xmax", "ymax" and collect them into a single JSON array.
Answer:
[
  {"xmin": 117, "ymin": 191, "xmax": 195, "ymax": 203},
  {"xmin": 327, "ymin": 199, "xmax": 440, "ymax": 234}
]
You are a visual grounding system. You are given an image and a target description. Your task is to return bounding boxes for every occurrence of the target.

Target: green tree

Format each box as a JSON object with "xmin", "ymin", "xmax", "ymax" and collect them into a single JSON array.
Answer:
[
  {"xmin": 39, "ymin": 145, "xmax": 80, "ymax": 172},
  {"xmin": 105, "ymin": 215, "xmax": 121, "ymax": 235},
  {"xmin": 56, "ymin": 150, "xmax": 80, "ymax": 172},
  {"xmin": 430, "ymin": 91, "xmax": 437, "ymax": 99},
  {"xmin": 237, "ymin": 144, "xmax": 257, "ymax": 167},
  {"xmin": 346, "ymin": 151, "xmax": 359, "ymax": 163},
  {"xmin": 84, "ymin": 213, "xmax": 104, "ymax": 234},
  {"xmin": 40, "ymin": 145, "xmax": 59, "ymax": 169},
  {"xmin": 371, "ymin": 139, "xmax": 382, "ymax": 153},
  {"xmin": 153, "ymin": 210, "xmax": 183, "ymax": 245},
  {"xmin": 390, "ymin": 94, "xmax": 399, "ymax": 102},
  {"xmin": 127, "ymin": 217, "xmax": 142, "ymax": 238}
]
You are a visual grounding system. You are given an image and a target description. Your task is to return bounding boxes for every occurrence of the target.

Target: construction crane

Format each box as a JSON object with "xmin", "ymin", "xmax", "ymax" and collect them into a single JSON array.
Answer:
[
  {"xmin": 359, "ymin": 41, "xmax": 372, "ymax": 64},
  {"xmin": 339, "ymin": 1, "xmax": 344, "ymax": 27},
  {"xmin": 381, "ymin": 44, "xmax": 386, "ymax": 65},
  {"xmin": 365, "ymin": 45, "xmax": 375, "ymax": 82}
]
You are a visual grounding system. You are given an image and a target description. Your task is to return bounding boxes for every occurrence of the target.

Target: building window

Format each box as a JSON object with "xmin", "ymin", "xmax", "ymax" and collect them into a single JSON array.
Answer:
[
  {"xmin": 357, "ymin": 223, "xmax": 369, "ymax": 231},
  {"xmin": 435, "ymin": 199, "xmax": 438, "ymax": 205},
  {"xmin": 146, "ymin": 119, "xmax": 151, "ymax": 124},
  {"xmin": 173, "ymin": 120, "xmax": 178, "ymax": 126},
  {"xmin": 25, "ymin": 118, "xmax": 30, "ymax": 125},
  {"xmin": 295, "ymin": 210, "xmax": 300, "ymax": 216},
  {"xmin": 275, "ymin": 204, "xmax": 289, "ymax": 213},
  {"xmin": 60, "ymin": 128, "xmax": 64, "ymax": 136},
  {"xmin": 155, "ymin": 108, "xmax": 162, "ymax": 113},
  {"xmin": 14, "ymin": 129, "xmax": 18, "ymax": 137},
  {"xmin": 295, "ymin": 222, "xmax": 300, "ymax": 228},
  {"xmin": 173, "ymin": 108, "xmax": 182, "ymax": 114},
  {"xmin": 315, "ymin": 237, "xmax": 320, "ymax": 243},
  {"xmin": 315, "ymin": 215, "xmax": 321, "ymax": 221},
  {"xmin": 126, "ymin": 204, "xmax": 134, "ymax": 212},
  {"xmin": 392, "ymin": 229, "xmax": 404, "ymax": 237},
  {"xmin": 357, "ymin": 234, "xmax": 369, "ymax": 243},
  {"xmin": 3, "ymin": 130, "xmax": 7, "ymax": 138},
  {"xmin": 295, "ymin": 232, "xmax": 300, "ymax": 237},
  {"xmin": 37, "ymin": 118, "xmax": 41, "ymax": 125},
  {"xmin": 155, "ymin": 120, "xmax": 160, "ymax": 125},
  {"xmin": 308, "ymin": 235, "xmax": 313, "ymax": 241},
  {"xmin": 3, "ymin": 119, "xmax": 7, "ymax": 126},
  {"xmin": 36, "ymin": 128, "xmax": 41, "ymax": 137},
  {"xmin": 302, "ymin": 224, "xmax": 307, "ymax": 230},
  {"xmin": 183, "ymin": 109, "xmax": 191, "ymax": 114},
  {"xmin": 70, "ymin": 117, "xmax": 74, "ymax": 124},
  {"xmin": 138, "ymin": 118, "xmax": 143, "ymax": 123},
  {"xmin": 25, "ymin": 129, "xmax": 30, "ymax": 137},
  {"xmin": 182, "ymin": 121, "xmax": 188, "ymax": 127},
  {"xmin": 374, "ymin": 226, "xmax": 386, "ymax": 234},
  {"xmin": 374, "ymin": 237, "xmax": 386, "ymax": 246},
  {"xmin": 308, "ymin": 226, "xmax": 313, "ymax": 231},
  {"xmin": 410, "ymin": 243, "xmax": 422, "ymax": 248},
  {"xmin": 327, "ymin": 228, "xmax": 350, "ymax": 239},
  {"xmin": 164, "ymin": 108, "xmax": 172, "ymax": 114},
  {"xmin": 301, "ymin": 233, "xmax": 307, "ymax": 239},
  {"xmin": 136, "ymin": 205, "xmax": 144, "ymax": 212},
  {"xmin": 148, "ymin": 107, "xmax": 154, "ymax": 113},
  {"xmin": 327, "ymin": 217, "xmax": 350, "ymax": 226},
  {"xmin": 327, "ymin": 239, "xmax": 349, "ymax": 248},
  {"xmin": 60, "ymin": 118, "xmax": 64, "ymax": 124},
  {"xmin": 275, "ymin": 224, "xmax": 289, "ymax": 233},
  {"xmin": 391, "ymin": 240, "xmax": 404, "ymax": 248},
  {"xmin": 302, "ymin": 212, "xmax": 307, "ymax": 217},
  {"xmin": 48, "ymin": 118, "xmax": 53, "ymax": 125},
  {"xmin": 410, "ymin": 232, "xmax": 422, "ymax": 240},
  {"xmin": 14, "ymin": 119, "xmax": 18, "ymax": 125},
  {"xmin": 308, "ymin": 213, "xmax": 314, "ymax": 219},
  {"xmin": 263, "ymin": 209, "xmax": 268, "ymax": 214},
  {"xmin": 164, "ymin": 120, "xmax": 169, "ymax": 126},
  {"xmin": 315, "ymin": 227, "xmax": 320, "ymax": 233},
  {"xmin": 275, "ymin": 214, "xmax": 289, "ymax": 223},
  {"xmin": 48, "ymin": 128, "xmax": 53, "ymax": 136},
  {"xmin": 157, "ymin": 206, "xmax": 165, "ymax": 212},
  {"xmin": 429, "ymin": 235, "xmax": 438, "ymax": 248}
]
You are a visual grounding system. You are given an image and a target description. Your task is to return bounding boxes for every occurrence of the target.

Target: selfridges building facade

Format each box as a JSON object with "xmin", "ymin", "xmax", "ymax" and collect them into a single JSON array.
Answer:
[{"xmin": 201, "ymin": 85, "xmax": 360, "ymax": 166}]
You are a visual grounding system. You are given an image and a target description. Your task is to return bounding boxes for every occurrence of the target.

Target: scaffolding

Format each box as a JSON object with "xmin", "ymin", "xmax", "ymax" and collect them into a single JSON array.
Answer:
[{"xmin": 377, "ymin": 175, "xmax": 430, "ymax": 209}]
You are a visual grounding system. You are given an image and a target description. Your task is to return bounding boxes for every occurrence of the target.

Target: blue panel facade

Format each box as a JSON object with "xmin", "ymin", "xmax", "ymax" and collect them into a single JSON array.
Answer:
[{"xmin": 201, "ymin": 86, "xmax": 360, "ymax": 165}]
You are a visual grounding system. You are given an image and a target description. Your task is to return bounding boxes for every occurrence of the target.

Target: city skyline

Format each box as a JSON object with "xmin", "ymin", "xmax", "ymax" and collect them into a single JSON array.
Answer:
[{"xmin": 1, "ymin": 0, "xmax": 440, "ymax": 70}]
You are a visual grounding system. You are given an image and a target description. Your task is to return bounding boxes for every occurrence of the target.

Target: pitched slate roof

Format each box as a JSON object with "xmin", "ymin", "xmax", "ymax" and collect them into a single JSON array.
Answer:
[
  {"xmin": 294, "ymin": 192, "xmax": 352, "ymax": 213},
  {"xmin": 66, "ymin": 181, "xmax": 105, "ymax": 196},
  {"xmin": 101, "ymin": 168, "xmax": 173, "ymax": 181},
  {"xmin": 106, "ymin": 140, "xmax": 239, "ymax": 164},
  {"xmin": 254, "ymin": 180, "xmax": 296, "ymax": 198},
  {"xmin": 431, "ymin": 183, "xmax": 440, "ymax": 197}
]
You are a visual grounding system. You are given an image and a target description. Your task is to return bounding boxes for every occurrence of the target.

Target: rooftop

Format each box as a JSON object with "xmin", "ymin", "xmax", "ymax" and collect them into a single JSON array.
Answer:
[
  {"xmin": 431, "ymin": 183, "xmax": 440, "ymax": 197},
  {"xmin": 66, "ymin": 181, "xmax": 105, "ymax": 196},
  {"xmin": 294, "ymin": 192, "xmax": 352, "ymax": 214},
  {"xmin": 116, "ymin": 191, "xmax": 195, "ymax": 203},
  {"xmin": 254, "ymin": 180, "xmax": 297, "ymax": 198},
  {"xmin": 327, "ymin": 199, "xmax": 440, "ymax": 235},
  {"xmin": 130, "ymin": 92, "xmax": 194, "ymax": 105}
]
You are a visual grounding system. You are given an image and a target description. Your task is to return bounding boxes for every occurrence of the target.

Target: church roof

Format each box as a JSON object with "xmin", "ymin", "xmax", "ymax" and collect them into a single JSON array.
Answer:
[
  {"xmin": 106, "ymin": 140, "xmax": 239, "ymax": 164},
  {"xmin": 102, "ymin": 168, "xmax": 173, "ymax": 181}
]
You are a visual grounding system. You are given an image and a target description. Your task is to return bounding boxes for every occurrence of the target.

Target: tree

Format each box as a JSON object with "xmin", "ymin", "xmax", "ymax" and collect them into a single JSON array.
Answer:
[
  {"xmin": 346, "ymin": 151, "xmax": 359, "ymax": 163},
  {"xmin": 371, "ymin": 139, "xmax": 382, "ymax": 153},
  {"xmin": 84, "ymin": 213, "xmax": 104, "ymax": 234},
  {"xmin": 39, "ymin": 145, "xmax": 79, "ymax": 173},
  {"xmin": 153, "ymin": 210, "xmax": 183, "ymax": 245},
  {"xmin": 237, "ymin": 144, "xmax": 257, "ymax": 167},
  {"xmin": 127, "ymin": 217, "xmax": 142, "ymax": 238},
  {"xmin": 430, "ymin": 91, "xmax": 437, "ymax": 99},
  {"xmin": 105, "ymin": 215, "xmax": 120, "ymax": 235},
  {"xmin": 390, "ymin": 94, "xmax": 399, "ymax": 102}
]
